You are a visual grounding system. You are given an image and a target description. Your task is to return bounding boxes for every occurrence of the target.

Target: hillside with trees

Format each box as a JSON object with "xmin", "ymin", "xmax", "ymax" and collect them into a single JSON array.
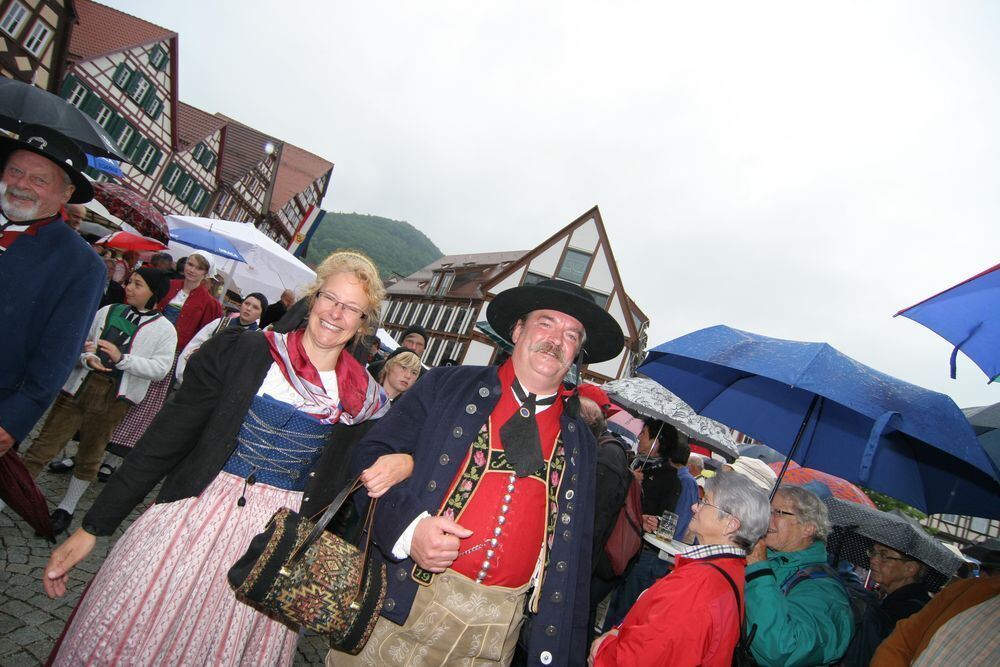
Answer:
[{"xmin": 304, "ymin": 212, "xmax": 444, "ymax": 279}]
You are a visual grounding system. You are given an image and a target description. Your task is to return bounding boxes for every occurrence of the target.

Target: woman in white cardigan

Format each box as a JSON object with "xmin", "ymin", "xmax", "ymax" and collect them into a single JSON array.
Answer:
[{"xmin": 20, "ymin": 267, "xmax": 177, "ymax": 535}]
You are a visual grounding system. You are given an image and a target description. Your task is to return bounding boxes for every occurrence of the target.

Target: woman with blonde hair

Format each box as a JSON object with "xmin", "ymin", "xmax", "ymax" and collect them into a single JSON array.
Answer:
[
  {"xmin": 102, "ymin": 252, "xmax": 222, "ymax": 476},
  {"xmin": 43, "ymin": 250, "xmax": 413, "ymax": 666}
]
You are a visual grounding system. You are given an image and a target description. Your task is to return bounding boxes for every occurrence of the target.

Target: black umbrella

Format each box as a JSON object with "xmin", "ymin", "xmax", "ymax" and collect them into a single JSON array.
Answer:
[{"xmin": 0, "ymin": 78, "xmax": 130, "ymax": 162}]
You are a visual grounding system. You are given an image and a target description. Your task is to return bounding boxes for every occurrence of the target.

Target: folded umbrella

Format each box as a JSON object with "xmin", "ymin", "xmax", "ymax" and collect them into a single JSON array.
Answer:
[
  {"xmin": 0, "ymin": 451, "xmax": 54, "ymax": 542},
  {"xmin": 0, "ymin": 78, "xmax": 130, "ymax": 162}
]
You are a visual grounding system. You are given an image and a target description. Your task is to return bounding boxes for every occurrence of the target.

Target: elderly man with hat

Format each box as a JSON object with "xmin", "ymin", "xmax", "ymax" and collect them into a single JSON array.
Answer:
[
  {"xmin": 329, "ymin": 279, "xmax": 624, "ymax": 666},
  {"xmin": 0, "ymin": 126, "xmax": 105, "ymax": 456}
]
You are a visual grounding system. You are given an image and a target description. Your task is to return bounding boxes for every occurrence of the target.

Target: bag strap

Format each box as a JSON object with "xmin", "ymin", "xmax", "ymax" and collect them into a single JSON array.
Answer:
[
  {"xmin": 289, "ymin": 476, "xmax": 366, "ymax": 564},
  {"xmin": 705, "ymin": 561, "xmax": 757, "ymax": 662}
]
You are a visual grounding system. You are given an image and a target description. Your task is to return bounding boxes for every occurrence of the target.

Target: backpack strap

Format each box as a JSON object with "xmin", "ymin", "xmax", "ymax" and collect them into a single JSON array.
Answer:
[
  {"xmin": 705, "ymin": 561, "xmax": 757, "ymax": 664},
  {"xmin": 780, "ymin": 563, "xmax": 841, "ymax": 596}
]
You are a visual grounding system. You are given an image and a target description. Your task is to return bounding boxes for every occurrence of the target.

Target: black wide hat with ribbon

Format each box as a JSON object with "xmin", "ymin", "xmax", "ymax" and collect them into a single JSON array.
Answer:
[
  {"xmin": 0, "ymin": 124, "xmax": 93, "ymax": 203},
  {"xmin": 487, "ymin": 279, "xmax": 625, "ymax": 363}
]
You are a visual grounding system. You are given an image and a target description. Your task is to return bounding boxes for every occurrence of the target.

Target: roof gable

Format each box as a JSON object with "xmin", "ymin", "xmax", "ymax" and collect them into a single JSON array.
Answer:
[
  {"xmin": 69, "ymin": 0, "xmax": 176, "ymax": 63},
  {"xmin": 214, "ymin": 113, "xmax": 281, "ymax": 186},
  {"xmin": 176, "ymin": 102, "xmax": 227, "ymax": 151},
  {"xmin": 270, "ymin": 143, "xmax": 334, "ymax": 212}
]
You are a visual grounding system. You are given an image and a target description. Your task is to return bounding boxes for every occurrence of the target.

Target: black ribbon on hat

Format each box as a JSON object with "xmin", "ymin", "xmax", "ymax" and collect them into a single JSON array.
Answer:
[{"xmin": 499, "ymin": 378, "xmax": 557, "ymax": 477}]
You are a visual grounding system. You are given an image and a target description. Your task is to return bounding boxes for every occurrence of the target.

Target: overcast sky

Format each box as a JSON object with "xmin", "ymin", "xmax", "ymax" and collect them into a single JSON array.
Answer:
[{"xmin": 108, "ymin": 0, "xmax": 999, "ymax": 408}]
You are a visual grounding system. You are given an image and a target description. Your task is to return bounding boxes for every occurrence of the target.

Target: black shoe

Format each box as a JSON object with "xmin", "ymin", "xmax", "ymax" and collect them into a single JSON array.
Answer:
[
  {"xmin": 48, "ymin": 457, "xmax": 76, "ymax": 473},
  {"xmin": 50, "ymin": 509, "xmax": 73, "ymax": 535},
  {"xmin": 97, "ymin": 463, "xmax": 116, "ymax": 482}
]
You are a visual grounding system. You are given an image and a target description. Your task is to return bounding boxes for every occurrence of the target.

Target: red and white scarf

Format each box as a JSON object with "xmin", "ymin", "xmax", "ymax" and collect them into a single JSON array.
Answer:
[{"xmin": 264, "ymin": 329, "xmax": 389, "ymax": 425}]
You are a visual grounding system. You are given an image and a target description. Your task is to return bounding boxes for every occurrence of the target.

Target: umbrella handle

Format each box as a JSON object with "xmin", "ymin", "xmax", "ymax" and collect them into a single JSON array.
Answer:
[{"xmin": 771, "ymin": 395, "xmax": 822, "ymax": 500}]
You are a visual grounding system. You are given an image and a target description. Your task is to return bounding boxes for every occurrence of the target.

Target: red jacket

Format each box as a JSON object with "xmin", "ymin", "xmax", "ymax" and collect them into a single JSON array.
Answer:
[
  {"xmin": 594, "ymin": 553, "xmax": 746, "ymax": 667},
  {"xmin": 158, "ymin": 280, "xmax": 222, "ymax": 351}
]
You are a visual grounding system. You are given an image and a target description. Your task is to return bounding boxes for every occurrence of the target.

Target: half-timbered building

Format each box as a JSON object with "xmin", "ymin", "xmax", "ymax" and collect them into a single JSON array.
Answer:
[
  {"xmin": 382, "ymin": 207, "xmax": 649, "ymax": 381},
  {"xmin": 0, "ymin": 0, "xmax": 75, "ymax": 92}
]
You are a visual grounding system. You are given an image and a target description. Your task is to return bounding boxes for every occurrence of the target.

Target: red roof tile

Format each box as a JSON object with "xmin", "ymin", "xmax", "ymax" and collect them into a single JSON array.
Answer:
[
  {"xmin": 68, "ymin": 0, "xmax": 176, "ymax": 62},
  {"xmin": 176, "ymin": 102, "xmax": 226, "ymax": 151},
  {"xmin": 214, "ymin": 114, "xmax": 280, "ymax": 187},
  {"xmin": 270, "ymin": 143, "xmax": 333, "ymax": 212}
]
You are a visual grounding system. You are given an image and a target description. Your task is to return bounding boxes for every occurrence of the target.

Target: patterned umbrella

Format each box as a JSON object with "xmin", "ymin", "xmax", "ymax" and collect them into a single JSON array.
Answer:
[
  {"xmin": 767, "ymin": 461, "xmax": 876, "ymax": 507},
  {"xmin": 602, "ymin": 377, "xmax": 739, "ymax": 459},
  {"xmin": 825, "ymin": 497, "xmax": 960, "ymax": 590},
  {"xmin": 93, "ymin": 182, "xmax": 169, "ymax": 243}
]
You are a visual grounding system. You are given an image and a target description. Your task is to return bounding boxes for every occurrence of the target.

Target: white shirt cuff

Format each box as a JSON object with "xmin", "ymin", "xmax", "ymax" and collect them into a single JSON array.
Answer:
[{"xmin": 392, "ymin": 511, "xmax": 431, "ymax": 559}]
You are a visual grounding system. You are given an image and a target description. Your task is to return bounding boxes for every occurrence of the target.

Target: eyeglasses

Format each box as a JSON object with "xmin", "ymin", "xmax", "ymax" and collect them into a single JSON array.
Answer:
[
  {"xmin": 868, "ymin": 548, "xmax": 911, "ymax": 563},
  {"xmin": 697, "ymin": 498, "xmax": 739, "ymax": 522},
  {"xmin": 315, "ymin": 291, "xmax": 366, "ymax": 320},
  {"xmin": 770, "ymin": 508, "xmax": 797, "ymax": 519}
]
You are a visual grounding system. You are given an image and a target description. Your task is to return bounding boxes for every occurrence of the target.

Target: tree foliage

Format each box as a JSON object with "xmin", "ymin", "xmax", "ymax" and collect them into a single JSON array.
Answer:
[{"xmin": 304, "ymin": 211, "xmax": 444, "ymax": 279}]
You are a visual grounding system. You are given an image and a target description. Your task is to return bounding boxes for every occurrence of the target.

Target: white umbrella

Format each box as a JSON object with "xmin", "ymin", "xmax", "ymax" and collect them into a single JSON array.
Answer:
[{"xmin": 166, "ymin": 215, "xmax": 316, "ymax": 303}]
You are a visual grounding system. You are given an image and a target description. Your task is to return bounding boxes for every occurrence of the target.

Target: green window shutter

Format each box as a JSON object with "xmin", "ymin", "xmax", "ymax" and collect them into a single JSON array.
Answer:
[
  {"xmin": 59, "ymin": 74, "xmax": 79, "ymax": 98},
  {"xmin": 118, "ymin": 124, "xmax": 137, "ymax": 154},
  {"xmin": 112, "ymin": 63, "xmax": 132, "ymax": 89},
  {"xmin": 81, "ymin": 93, "xmax": 103, "ymax": 118},
  {"xmin": 104, "ymin": 113, "xmax": 123, "ymax": 138},
  {"xmin": 129, "ymin": 137, "xmax": 149, "ymax": 161},
  {"xmin": 175, "ymin": 173, "xmax": 191, "ymax": 198},
  {"xmin": 199, "ymin": 150, "xmax": 215, "ymax": 169},
  {"xmin": 161, "ymin": 163, "xmax": 179, "ymax": 192},
  {"xmin": 145, "ymin": 147, "xmax": 163, "ymax": 175}
]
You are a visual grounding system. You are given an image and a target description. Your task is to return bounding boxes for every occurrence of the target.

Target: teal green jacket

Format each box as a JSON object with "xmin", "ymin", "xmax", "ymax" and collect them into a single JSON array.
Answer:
[{"xmin": 744, "ymin": 541, "xmax": 854, "ymax": 666}]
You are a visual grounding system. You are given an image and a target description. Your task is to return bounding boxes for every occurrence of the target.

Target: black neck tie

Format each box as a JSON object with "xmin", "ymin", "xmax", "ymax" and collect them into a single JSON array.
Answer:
[{"xmin": 500, "ymin": 379, "xmax": 557, "ymax": 477}]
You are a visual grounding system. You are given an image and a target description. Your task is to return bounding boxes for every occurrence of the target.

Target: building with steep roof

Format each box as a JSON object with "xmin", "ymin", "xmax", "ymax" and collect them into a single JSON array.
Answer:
[
  {"xmin": 382, "ymin": 207, "xmax": 649, "ymax": 380},
  {"xmin": 0, "ymin": 0, "xmax": 76, "ymax": 92},
  {"xmin": 5, "ymin": 0, "xmax": 334, "ymax": 248}
]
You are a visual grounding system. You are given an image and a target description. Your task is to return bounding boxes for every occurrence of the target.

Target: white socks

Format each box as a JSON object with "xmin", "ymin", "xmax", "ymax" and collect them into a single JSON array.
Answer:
[
  {"xmin": 103, "ymin": 452, "xmax": 124, "ymax": 467},
  {"xmin": 58, "ymin": 476, "xmax": 91, "ymax": 514}
]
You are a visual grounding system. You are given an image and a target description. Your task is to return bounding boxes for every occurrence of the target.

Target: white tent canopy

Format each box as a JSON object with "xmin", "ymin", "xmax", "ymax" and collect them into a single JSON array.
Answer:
[{"xmin": 166, "ymin": 215, "xmax": 316, "ymax": 303}]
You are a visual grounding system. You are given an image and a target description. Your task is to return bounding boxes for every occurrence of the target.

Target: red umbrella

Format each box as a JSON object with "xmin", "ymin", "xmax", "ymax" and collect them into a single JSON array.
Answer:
[
  {"xmin": 92, "ymin": 182, "xmax": 169, "ymax": 243},
  {"xmin": 97, "ymin": 231, "xmax": 167, "ymax": 252},
  {"xmin": 0, "ymin": 451, "xmax": 54, "ymax": 541},
  {"xmin": 767, "ymin": 461, "xmax": 877, "ymax": 508}
]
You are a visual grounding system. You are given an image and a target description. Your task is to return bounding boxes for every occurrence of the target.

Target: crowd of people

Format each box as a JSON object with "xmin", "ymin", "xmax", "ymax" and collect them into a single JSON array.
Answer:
[{"xmin": 1, "ymin": 123, "xmax": 997, "ymax": 666}]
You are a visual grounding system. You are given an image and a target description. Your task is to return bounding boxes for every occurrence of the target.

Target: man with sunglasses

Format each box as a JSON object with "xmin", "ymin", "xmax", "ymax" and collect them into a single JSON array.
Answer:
[{"xmin": 743, "ymin": 485, "xmax": 854, "ymax": 666}]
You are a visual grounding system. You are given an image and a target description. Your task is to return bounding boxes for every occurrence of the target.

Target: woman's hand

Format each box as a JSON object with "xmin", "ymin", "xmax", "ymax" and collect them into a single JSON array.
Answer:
[
  {"xmin": 360, "ymin": 453, "xmax": 414, "ymax": 497},
  {"xmin": 43, "ymin": 528, "xmax": 97, "ymax": 599},
  {"xmin": 589, "ymin": 628, "xmax": 618, "ymax": 665}
]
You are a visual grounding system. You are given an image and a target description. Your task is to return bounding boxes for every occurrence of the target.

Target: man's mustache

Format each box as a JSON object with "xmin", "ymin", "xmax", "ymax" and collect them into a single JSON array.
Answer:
[
  {"xmin": 530, "ymin": 341, "xmax": 565, "ymax": 363},
  {"xmin": 0, "ymin": 184, "xmax": 39, "ymax": 202}
]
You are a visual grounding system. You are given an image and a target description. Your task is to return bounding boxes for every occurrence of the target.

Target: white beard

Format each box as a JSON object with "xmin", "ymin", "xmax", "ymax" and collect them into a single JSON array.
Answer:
[{"xmin": 0, "ymin": 181, "xmax": 43, "ymax": 221}]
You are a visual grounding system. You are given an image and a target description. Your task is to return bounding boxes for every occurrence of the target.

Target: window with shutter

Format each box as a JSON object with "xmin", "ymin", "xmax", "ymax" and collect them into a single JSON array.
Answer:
[
  {"xmin": 144, "ymin": 95, "xmax": 162, "ymax": 119},
  {"xmin": 137, "ymin": 143, "xmax": 158, "ymax": 172},
  {"xmin": 189, "ymin": 187, "xmax": 206, "ymax": 212},
  {"xmin": 81, "ymin": 93, "xmax": 103, "ymax": 118},
  {"xmin": 129, "ymin": 137, "xmax": 149, "ymax": 162},
  {"xmin": 24, "ymin": 20, "xmax": 53, "ymax": 57},
  {"xmin": 128, "ymin": 76, "xmax": 150, "ymax": 104},
  {"xmin": 117, "ymin": 124, "xmax": 136, "ymax": 154},
  {"xmin": 1, "ymin": 2, "xmax": 29, "ymax": 38},
  {"xmin": 113, "ymin": 63, "xmax": 133, "ymax": 89},
  {"xmin": 66, "ymin": 82, "xmax": 88, "ymax": 108},
  {"xmin": 162, "ymin": 164, "xmax": 181, "ymax": 192},
  {"xmin": 178, "ymin": 177, "xmax": 194, "ymax": 201},
  {"xmin": 149, "ymin": 45, "xmax": 168, "ymax": 71}
]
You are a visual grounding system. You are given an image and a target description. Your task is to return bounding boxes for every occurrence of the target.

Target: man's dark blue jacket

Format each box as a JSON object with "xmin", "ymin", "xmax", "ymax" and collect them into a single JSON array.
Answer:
[{"xmin": 352, "ymin": 364, "xmax": 597, "ymax": 667}]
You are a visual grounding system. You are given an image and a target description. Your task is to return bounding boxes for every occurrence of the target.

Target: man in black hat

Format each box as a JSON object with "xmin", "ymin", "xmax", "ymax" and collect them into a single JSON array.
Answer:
[
  {"xmin": 367, "ymin": 323, "xmax": 429, "ymax": 377},
  {"xmin": 0, "ymin": 125, "xmax": 106, "ymax": 455},
  {"xmin": 331, "ymin": 279, "xmax": 624, "ymax": 667}
]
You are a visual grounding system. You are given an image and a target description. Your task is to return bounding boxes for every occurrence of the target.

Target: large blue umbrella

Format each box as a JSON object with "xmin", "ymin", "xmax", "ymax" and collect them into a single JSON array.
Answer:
[
  {"xmin": 639, "ymin": 325, "xmax": 1000, "ymax": 517},
  {"xmin": 169, "ymin": 227, "xmax": 246, "ymax": 263},
  {"xmin": 895, "ymin": 262, "xmax": 1000, "ymax": 383}
]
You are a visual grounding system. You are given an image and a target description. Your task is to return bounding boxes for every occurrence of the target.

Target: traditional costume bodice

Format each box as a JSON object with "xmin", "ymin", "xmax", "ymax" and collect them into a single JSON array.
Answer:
[{"xmin": 222, "ymin": 393, "xmax": 331, "ymax": 491}]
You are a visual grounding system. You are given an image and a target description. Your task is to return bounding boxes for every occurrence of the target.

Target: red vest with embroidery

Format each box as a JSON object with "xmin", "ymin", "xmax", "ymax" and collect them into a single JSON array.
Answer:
[{"xmin": 440, "ymin": 361, "xmax": 567, "ymax": 587}]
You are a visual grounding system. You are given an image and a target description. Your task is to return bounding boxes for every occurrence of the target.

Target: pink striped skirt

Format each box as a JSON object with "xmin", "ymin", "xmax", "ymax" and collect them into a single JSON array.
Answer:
[{"xmin": 53, "ymin": 472, "xmax": 303, "ymax": 666}]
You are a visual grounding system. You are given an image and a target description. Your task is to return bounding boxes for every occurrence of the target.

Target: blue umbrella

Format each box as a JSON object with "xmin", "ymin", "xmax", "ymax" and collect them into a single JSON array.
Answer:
[
  {"xmin": 86, "ymin": 153, "xmax": 124, "ymax": 178},
  {"xmin": 895, "ymin": 262, "xmax": 1000, "ymax": 383},
  {"xmin": 639, "ymin": 325, "xmax": 1000, "ymax": 516},
  {"xmin": 169, "ymin": 227, "xmax": 246, "ymax": 263}
]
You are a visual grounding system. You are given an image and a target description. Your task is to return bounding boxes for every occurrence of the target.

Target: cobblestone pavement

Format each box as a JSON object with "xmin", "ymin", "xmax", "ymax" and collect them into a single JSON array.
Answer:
[{"xmin": 0, "ymin": 440, "xmax": 328, "ymax": 666}]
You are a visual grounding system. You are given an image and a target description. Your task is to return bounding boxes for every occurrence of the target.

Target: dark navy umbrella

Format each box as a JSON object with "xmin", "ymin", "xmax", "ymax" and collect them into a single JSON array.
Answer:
[
  {"xmin": 895, "ymin": 262, "xmax": 1000, "ymax": 383},
  {"xmin": 639, "ymin": 325, "xmax": 1000, "ymax": 516}
]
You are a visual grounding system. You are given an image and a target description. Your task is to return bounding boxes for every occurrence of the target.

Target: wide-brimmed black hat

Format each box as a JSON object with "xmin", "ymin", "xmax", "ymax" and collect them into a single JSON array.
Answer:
[
  {"xmin": 0, "ymin": 124, "xmax": 93, "ymax": 203},
  {"xmin": 487, "ymin": 279, "xmax": 624, "ymax": 363}
]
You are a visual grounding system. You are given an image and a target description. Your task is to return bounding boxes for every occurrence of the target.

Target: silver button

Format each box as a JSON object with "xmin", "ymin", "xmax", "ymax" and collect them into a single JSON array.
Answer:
[
  {"xmin": 384, "ymin": 598, "xmax": 396, "ymax": 611},
  {"xmin": 452, "ymin": 427, "xmax": 464, "ymax": 438},
  {"xmin": 308, "ymin": 471, "xmax": 316, "ymax": 478},
  {"xmin": 572, "ymin": 448, "xmax": 579, "ymax": 456},
  {"xmin": 555, "ymin": 561, "xmax": 567, "ymax": 572},
  {"xmin": 562, "ymin": 530, "xmax": 572, "ymax": 541},
  {"xmin": 567, "ymin": 423, "xmax": 576, "ymax": 432},
  {"xmin": 465, "ymin": 403, "xmax": 477, "ymax": 414},
  {"xmin": 540, "ymin": 650, "xmax": 553, "ymax": 665},
  {"xmin": 396, "ymin": 568, "xmax": 408, "ymax": 581},
  {"xmin": 427, "ymin": 480, "xmax": 437, "ymax": 492},
  {"xmin": 479, "ymin": 387, "xmax": 490, "ymax": 397},
  {"xmin": 565, "ymin": 490, "xmax": 574, "ymax": 500},
  {"xmin": 551, "ymin": 591, "xmax": 563, "ymax": 603},
  {"xmin": 545, "ymin": 625, "xmax": 557, "ymax": 637},
  {"xmin": 439, "ymin": 454, "xmax": 450, "ymax": 465},
  {"xmin": 560, "ymin": 513, "xmax": 571, "ymax": 525}
]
